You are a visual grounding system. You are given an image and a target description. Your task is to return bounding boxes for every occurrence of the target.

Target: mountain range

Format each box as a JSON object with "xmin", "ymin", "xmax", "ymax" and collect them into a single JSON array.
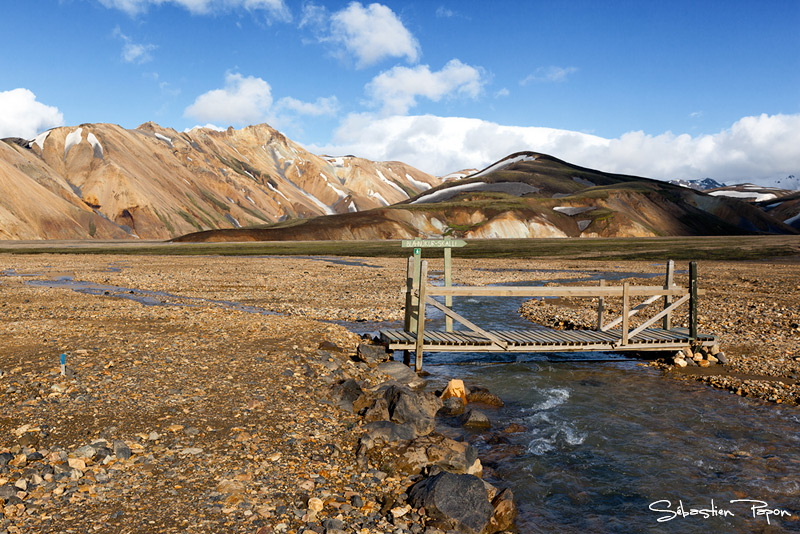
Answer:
[
  {"xmin": 0, "ymin": 122, "xmax": 436, "ymax": 240},
  {"xmin": 1, "ymin": 123, "xmax": 798, "ymax": 240}
]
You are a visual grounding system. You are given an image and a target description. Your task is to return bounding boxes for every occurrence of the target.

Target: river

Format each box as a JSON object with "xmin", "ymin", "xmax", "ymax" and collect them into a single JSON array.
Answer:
[{"xmin": 353, "ymin": 271, "xmax": 800, "ymax": 533}]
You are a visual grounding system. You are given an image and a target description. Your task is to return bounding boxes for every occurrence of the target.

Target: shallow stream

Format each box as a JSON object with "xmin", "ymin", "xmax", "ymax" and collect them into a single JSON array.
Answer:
[
  {"xmin": 5, "ymin": 263, "xmax": 799, "ymax": 531},
  {"xmin": 357, "ymin": 274, "xmax": 800, "ymax": 533}
]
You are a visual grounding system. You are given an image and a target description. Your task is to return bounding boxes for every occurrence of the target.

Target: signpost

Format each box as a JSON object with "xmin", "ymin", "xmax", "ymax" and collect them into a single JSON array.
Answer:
[{"xmin": 400, "ymin": 238, "xmax": 467, "ymax": 335}]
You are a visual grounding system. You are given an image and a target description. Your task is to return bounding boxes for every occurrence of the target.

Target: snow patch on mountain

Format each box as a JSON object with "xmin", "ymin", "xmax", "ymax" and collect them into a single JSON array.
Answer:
[
  {"xmin": 470, "ymin": 154, "xmax": 537, "ymax": 179},
  {"xmin": 64, "ymin": 128, "xmax": 83, "ymax": 159},
  {"xmin": 377, "ymin": 170, "xmax": 408, "ymax": 197},
  {"xmin": 87, "ymin": 133, "xmax": 103, "ymax": 158},
  {"xmin": 708, "ymin": 190, "xmax": 778, "ymax": 202},
  {"xmin": 155, "ymin": 133, "xmax": 173, "ymax": 147},
  {"xmin": 32, "ymin": 130, "xmax": 51, "ymax": 150},
  {"xmin": 406, "ymin": 173, "xmax": 431, "ymax": 191},
  {"xmin": 785, "ymin": 213, "xmax": 800, "ymax": 226},
  {"xmin": 368, "ymin": 190, "xmax": 389, "ymax": 206},
  {"xmin": 553, "ymin": 206, "xmax": 595, "ymax": 216}
]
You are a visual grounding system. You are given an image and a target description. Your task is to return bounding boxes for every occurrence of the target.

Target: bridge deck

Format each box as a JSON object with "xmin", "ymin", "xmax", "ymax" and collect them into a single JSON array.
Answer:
[{"xmin": 380, "ymin": 327, "xmax": 716, "ymax": 353}]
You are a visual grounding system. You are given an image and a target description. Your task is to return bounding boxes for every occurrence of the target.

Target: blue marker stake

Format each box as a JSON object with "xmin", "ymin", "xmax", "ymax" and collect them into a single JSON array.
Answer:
[{"xmin": 60, "ymin": 353, "xmax": 66, "ymax": 376}]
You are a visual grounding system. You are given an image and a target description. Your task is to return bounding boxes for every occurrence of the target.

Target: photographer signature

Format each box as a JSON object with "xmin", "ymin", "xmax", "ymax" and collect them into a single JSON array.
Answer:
[{"xmin": 649, "ymin": 499, "xmax": 793, "ymax": 525}]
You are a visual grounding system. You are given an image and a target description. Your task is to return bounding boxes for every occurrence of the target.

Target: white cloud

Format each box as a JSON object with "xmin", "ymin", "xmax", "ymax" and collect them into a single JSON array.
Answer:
[
  {"xmin": 303, "ymin": 2, "xmax": 420, "ymax": 68},
  {"xmin": 0, "ymin": 88, "xmax": 63, "ymax": 139},
  {"xmin": 99, "ymin": 0, "xmax": 290, "ymax": 20},
  {"xmin": 184, "ymin": 73, "xmax": 273, "ymax": 125},
  {"xmin": 276, "ymin": 96, "xmax": 339, "ymax": 116},
  {"xmin": 123, "ymin": 42, "xmax": 156, "ymax": 63},
  {"xmin": 184, "ymin": 123, "xmax": 226, "ymax": 132},
  {"xmin": 311, "ymin": 113, "xmax": 800, "ymax": 184},
  {"xmin": 367, "ymin": 59, "xmax": 485, "ymax": 115},
  {"xmin": 184, "ymin": 72, "xmax": 339, "ymax": 126},
  {"xmin": 520, "ymin": 66, "xmax": 578, "ymax": 85},
  {"xmin": 494, "ymin": 88, "xmax": 510, "ymax": 98},
  {"xmin": 113, "ymin": 27, "xmax": 157, "ymax": 63},
  {"xmin": 435, "ymin": 6, "xmax": 455, "ymax": 18}
]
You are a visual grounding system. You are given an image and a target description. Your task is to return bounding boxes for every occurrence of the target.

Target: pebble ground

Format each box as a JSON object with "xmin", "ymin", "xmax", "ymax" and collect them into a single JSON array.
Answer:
[{"xmin": 2, "ymin": 254, "xmax": 798, "ymax": 532}]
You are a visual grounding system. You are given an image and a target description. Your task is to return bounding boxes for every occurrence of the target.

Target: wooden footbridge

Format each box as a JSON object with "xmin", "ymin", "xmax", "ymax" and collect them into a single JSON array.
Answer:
[{"xmin": 379, "ymin": 240, "xmax": 716, "ymax": 371}]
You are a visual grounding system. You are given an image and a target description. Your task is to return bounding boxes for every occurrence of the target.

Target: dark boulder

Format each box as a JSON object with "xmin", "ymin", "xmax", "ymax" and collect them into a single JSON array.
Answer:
[
  {"xmin": 408, "ymin": 471, "xmax": 494, "ymax": 534},
  {"xmin": 384, "ymin": 384, "xmax": 441, "ymax": 436},
  {"xmin": 329, "ymin": 378, "xmax": 365, "ymax": 412},
  {"xmin": 466, "ymin": 387, "xmax": 504, "ymax": 407},
  {"xmin": 356, "ymin": 343, "xmax": 389, "ymax": 365}
]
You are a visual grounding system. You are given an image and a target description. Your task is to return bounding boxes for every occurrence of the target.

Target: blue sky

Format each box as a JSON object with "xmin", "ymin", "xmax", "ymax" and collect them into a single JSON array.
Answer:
[{"xmin": 1, "ymin": 0, "xmax": 799, "ymax": 183}]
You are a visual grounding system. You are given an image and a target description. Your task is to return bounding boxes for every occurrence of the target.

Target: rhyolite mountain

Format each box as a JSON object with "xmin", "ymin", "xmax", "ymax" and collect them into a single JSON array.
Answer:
[
  {"xmin": 0, "ymin": 122, "xmax": 438, "ymax": 240},
  {"xmin": 175, "ymin": 151, "xmax": 798, "ymax": 242}
]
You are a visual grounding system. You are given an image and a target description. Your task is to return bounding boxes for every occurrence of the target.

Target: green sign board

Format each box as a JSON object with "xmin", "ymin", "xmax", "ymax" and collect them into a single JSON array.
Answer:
[{"xmin": 401, "ymin": 239, "xmax": 467, "ymax": 248}]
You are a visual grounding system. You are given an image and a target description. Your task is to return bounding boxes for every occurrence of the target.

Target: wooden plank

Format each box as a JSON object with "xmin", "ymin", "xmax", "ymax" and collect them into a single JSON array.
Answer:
[
  {"xmin": 425, "ymin": 285, "xmax": 688, "ymax": 298},
  {"xmin": 663, "ymin": 260, "xmax": 675, "ymax": 330},
  {"xmin": 689, "ymin": 261, "xmax": 698, "ymax": 342},
  {"xmin": 622, "ymin": 282, "xmax": 630, "ymax": 346},
  {"xmin": 424, "ymin": 296, "xmax": 509, "ymax": 349},
  {"xmin": 444, "ymin": 243, "xmax": 453, "ymax": 333},
  {"xmin": 626, "ymin": 296, "xmax": 690, "ymax": 340},
  {"xmin": 596, "ymin": 279, "xmax": 605, "ymax": 330},
  {"xmin": 601, "ymin": 294, "xmax": 661, "ymax": 331}
]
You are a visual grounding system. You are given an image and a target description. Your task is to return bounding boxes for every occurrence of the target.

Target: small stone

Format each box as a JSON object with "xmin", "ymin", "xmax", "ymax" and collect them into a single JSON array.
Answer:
[
  {"xmin": 216, "ymin": 479, "xmax": 245, "ymax": 494},
  {"xmin": 68, "ymin": 458, "xmax": 86, "ymax": 470},
  {"xmin": 307, "ymin": 497, "xmax": 323, "ymax": 512},
  {"xmin": 113, "ymin": 440, "xmax": 132, "ymax": 460},
  {"xmin": 458, "ymin": 409, "xmax": 491, "ymax": 429},
  {"xmin": 298, "ymin": 480, "xmax": 315, "ymax": 492},
  {"xmin": 74, "ymin": 445, "xmax": 97, "ymax": 459},
  {"xmin": 147, "ymin": 432, "xmax": 160, "ymax": 441},
  {"xmin": 698, "ymin": 360, "xmax": 711, "ymax": 367},
  {"xmin": 673, "ymin": 358, "xmax": 688, "ymax": 368},
  {"xmin": 716, "ymin": 352, "xmax": 728, "ymax": 364},
  {"xmin": 9, "ymin": 454, "xmax": 27, "ymax": 467},
  {"xmin": 441, "ymin": 379, "xmax": 466, "ymax": 401}
]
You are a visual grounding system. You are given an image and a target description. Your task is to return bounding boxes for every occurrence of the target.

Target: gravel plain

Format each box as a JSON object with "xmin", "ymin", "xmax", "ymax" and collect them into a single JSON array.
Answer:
[{"xmin": 1, "ymin": 253, "xmax": 798, "ymax": 532}]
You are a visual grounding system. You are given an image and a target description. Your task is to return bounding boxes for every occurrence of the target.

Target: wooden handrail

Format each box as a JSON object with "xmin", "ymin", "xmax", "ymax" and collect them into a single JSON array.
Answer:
[
  {"xmin": 418, "ymin": 286, "xmax": 690, "ymax": 298},
  {"xmin": 403, "ymin": 258, "xmax": 702, "ymax": 367}
]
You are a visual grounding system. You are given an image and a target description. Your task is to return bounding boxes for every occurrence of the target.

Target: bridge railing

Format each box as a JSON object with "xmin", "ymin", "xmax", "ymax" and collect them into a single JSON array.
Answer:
[{"xmin": 403, "ymin": 259, "xmax": 700, "ymax": 370}]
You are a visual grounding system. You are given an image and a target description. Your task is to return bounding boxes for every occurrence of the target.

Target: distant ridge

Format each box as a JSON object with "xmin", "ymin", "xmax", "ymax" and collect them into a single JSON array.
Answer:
[{"xmin": 175, "ymin": 151, "xmax": 798, "ymax": 242}]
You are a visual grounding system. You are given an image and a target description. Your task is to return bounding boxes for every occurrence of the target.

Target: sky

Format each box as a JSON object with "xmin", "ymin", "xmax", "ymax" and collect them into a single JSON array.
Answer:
[{"xmin": 1, "ymin": 0, "xmax": 799, "ymax": 184}]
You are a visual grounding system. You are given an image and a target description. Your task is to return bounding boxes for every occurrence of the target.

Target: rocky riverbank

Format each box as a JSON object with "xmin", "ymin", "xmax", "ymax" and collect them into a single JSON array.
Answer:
[
  {"xmin": 2, "ymin": 253, "xmax": 798, "ymax": 532},
  {"xmin": 1, "ymin": 254, "xmax": 517, "ymax": 533},
  {"xmin": 516, "ymin": 261, "xmax": 800, "ymax": 405}
]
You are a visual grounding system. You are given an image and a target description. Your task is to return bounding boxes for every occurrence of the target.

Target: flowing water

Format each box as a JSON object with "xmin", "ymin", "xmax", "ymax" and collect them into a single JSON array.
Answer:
[
  {"xmin": 6, "ymin": 265, "xmax": 799, "ymax": 531},
  {"xmin": 367, "ymin": 278, "xmax": 800, "ymax": 533}
]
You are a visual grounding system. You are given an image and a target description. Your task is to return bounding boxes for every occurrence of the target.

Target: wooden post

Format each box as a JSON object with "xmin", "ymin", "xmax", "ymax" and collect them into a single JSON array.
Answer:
[
  {"xmin": 403, "ymin": 256, "xmax": 414, "ymax": 365},
  {"xmin": 414, "ymin": 261, "xmax": 429, "ymax": 372},
  {"xmin": 596, "ymin": 279, "xmax": 605, "ymax": 330},
  {"xmin": 444, "ymin": 239, "xmax": 453, "ymax": 333},
  {"xmin": 621, "ymin": 282, "xmax": 630, "ymax": 346},
  {"xmin": 662, "ymin": 260, "xmax": 674, "ymax": 330},
  {"xmin": 408, "ymin": 250, "xmax": 422, "ymax": 332},
  {"xmin": 689, "ymin": 261, "xmax": 698, "ymax": 342},
  {"xmin": 403, "ymin": 256, "xmax": 414, "ymax": 330}
]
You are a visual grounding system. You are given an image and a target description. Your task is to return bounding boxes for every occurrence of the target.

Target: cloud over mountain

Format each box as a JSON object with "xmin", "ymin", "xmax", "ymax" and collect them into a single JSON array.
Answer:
[
  {"xmin": 367, "ymin": 59, "xmax": 485, "ymax": 115},
  {"xmin": 301, "ymin": 2, "xmax": 420, "ymax": 68},
  {"xmin": 0, "ymin": 89, "xmax": 63, "ymax": 139},
  {"xmin": 314, "ymin": 112, "xmax": 800, "ymax": 184}
]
